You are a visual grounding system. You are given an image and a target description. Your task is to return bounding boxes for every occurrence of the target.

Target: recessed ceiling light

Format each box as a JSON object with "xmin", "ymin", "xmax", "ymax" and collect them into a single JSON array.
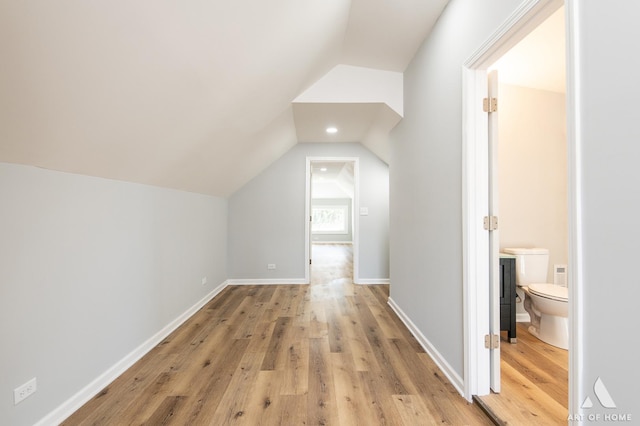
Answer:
[
  {"xmin": 326, "ymin": 127, "xmax": 338, "ymax": 134},
  {"xmin": 320, "ymin": 167, "xmax": 328, "ymax": 172}
]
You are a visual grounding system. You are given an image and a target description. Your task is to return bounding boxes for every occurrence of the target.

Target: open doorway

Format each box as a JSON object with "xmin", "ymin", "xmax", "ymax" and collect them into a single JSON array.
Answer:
[
  {"xmin": 305, "ymin": 157, "xmax": 360, "ymax": 284},
  {"xmin": 478, "ymin": 5, "xmax": 569, "ymax": 423},
  {"xmin": 461, "ymin": 0, "xmax": 578, "ymax": 423}
]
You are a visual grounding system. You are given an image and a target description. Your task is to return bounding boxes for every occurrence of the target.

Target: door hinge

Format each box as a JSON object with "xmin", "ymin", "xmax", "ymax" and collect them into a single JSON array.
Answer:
[
  {"xmin": 485, "ymin": 334, "xmax": 500, "ymax": 349},
  {"xmin": 483, "ymin": 97, "xmax": 498, "ymax": 113},
  {"xmin": 483, "ymin": 215, "xmax": 498, "ymax": 231}
]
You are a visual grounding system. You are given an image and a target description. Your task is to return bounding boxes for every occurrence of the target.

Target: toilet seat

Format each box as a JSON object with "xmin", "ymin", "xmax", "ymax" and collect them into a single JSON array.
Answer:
[{"xmin": 528, "ymin": 283, "xmax": 568, "ymax": 302}]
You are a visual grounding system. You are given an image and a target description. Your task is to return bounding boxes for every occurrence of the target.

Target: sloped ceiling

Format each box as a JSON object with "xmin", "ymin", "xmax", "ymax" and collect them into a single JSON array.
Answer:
[
  {"xmin": 311, "ymin": 161, "xmax": 355, "ymax": 199},
  {"xmin": 0, "ymin": 0, "xmax": 449, "ymax": 197}
]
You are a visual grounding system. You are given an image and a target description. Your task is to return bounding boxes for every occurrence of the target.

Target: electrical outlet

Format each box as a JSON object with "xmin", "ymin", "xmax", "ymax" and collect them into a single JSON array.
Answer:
[
  {"xmin": 14, "ymin": 378, "xmax": 37, "ymax": 405},
  {"xmin": 201, "ymin": 276, "xmax": 207, "ymax": 285},
  {"xmin": 267, "ymin": 264, "xmax": 276, "ymax": 270}
]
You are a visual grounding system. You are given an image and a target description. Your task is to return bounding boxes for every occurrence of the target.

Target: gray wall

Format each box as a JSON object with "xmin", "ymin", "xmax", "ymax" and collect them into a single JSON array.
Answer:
[
  {"xmin": 311, "ymin": 198, "xmax": 353, "ymax": 243},
  {"xmin": 498, "ymin": 84, "xmax": 567, "ymax": 279},
  {"xmin": 498, "ymin": 84, "xmax": 567, "ymax": 320},
  {"xmin": 228, "ymin": 142, "xmax": 389, "ymax": 280},
  {"xmin": 0, "ymin": 163, "xmax": 227, "ymax": 426},
  {"xmin": 389, "ymin": 0, "xmax": 530, "ymax": 382},
  {"xmin": 576, "ymin": 1, "xmax": 639, "ymax": 420}
]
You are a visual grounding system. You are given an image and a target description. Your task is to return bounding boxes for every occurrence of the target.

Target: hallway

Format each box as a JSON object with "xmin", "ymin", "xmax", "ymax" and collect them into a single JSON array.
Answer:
[{"xmin": 64, "ymin": 245, "xmax": 491, "ymax": 425}]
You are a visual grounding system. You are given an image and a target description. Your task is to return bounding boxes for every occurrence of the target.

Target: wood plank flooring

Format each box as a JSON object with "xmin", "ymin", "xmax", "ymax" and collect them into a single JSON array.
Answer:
[
  {"xmin": 477, "ymin": 322, "xmax": 568, "ymax": 425},
  {"xmin": 63, "ymin": 244, "xmax": 491, "ymax": 425}
]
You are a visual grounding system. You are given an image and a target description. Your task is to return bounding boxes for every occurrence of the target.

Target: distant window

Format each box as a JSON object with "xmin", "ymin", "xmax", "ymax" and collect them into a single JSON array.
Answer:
[{"xmin": 312, "ymin": 205, "xmax": 348, "ymax": 234}]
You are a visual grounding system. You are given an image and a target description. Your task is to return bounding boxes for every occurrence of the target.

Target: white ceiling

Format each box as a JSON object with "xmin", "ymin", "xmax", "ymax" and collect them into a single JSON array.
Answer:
[
  {"xmin": 293, "ymin": 103, "xmax": 388, "ymax": 143},
  {"xmin": 0, "ymin": 0, "xmax": 449, "ymax": 197},
  {"xmin": 312, "ymin": 161, "xmax": 352, "ymax": 182},
  {"xmin": 311, "ymin": 161, "xmax": 354, "ymax": 199},
  {"xmin": 492, "ymin": 6, "xmax": 566, "ymax": 94}
]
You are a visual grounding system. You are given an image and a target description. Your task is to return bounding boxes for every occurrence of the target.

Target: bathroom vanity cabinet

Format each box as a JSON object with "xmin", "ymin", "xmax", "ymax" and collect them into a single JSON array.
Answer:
[{"xmin": 500, "ymin": 256, "xmax": 517, "ymax": 343}]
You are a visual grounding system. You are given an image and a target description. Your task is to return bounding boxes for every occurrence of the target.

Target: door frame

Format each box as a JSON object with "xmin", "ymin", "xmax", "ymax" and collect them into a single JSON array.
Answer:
[
  {"xmin": 461, "ymin": 0, "xmax": 582, "ymax": 415},
  {"xmin": 305, "ymin": 157, "xmax": 360, "ymax": 284}
]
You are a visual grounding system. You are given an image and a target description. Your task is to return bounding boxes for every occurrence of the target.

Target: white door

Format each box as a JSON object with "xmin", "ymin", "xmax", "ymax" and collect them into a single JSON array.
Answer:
[{"xmin": 488, "ymin": 69, "xmax": 501, "ymax": 392}]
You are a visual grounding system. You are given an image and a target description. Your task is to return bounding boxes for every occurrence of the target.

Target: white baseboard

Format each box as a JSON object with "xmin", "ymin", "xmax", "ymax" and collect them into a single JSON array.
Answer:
[
  {"xmin": 517, "ymin": 313, "xmax": 531, "ymax": 322},
  {"xmin": 226, "ymin": 277, "xmax": 388, "ymax": 286},
  {"xmin": 226, "ymin": 278, "xmax": 308, "ymax": 285},
  {"xmin": 354, "ymin": 278, "xmax": 390, "ymax": 285},
  {"xmin": 311, "ymin": 241, "xmax": 353, "ymax": 245},
  {"xmin": 35, "ymin": 280, "xmax": 228, "ymax": 426},
  {"xmin": 387, "ymin": 297, "xmax": 465, "ymax": 397}
]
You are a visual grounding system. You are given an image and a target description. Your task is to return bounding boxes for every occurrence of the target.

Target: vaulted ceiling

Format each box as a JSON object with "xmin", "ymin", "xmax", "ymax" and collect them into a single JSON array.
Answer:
[{"xmin": 0, "ymin": 0, "xmax": 449, "ymax": 196}]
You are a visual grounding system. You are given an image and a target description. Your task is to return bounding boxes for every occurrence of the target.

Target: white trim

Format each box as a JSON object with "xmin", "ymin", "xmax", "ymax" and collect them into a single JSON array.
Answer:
[
  {"xmin": 463, "ymin": 0, "xmax": 563, "ymax": 69},
  {"xmin": 353, "ymin": 160, "xmax": 360, "ymax": 286},
  {"xmin": 226, "ymin": 278, "xmax": 308, "ymax": 285},
  {"xmin": 305, "ymin": 159, "xmax": 311, "ymax": 284},
  {"xmin": 354, "ymin": 278, "xmax": 389, "ymax": 285},
  {"xmin": 565, "ymin": 1, "xmax": 583, "ymax": 421},
  {"xmin": 306, "ymin": 157, "xmax": 360, "ymax": 285},
  {"xmin": 226, "ymin": 277, "xmax": 383, "ymax": 286},
  {"xmin": 516, "ymin": 313, "xmax": 531, "ymax": 323},
  {"xmin": 35, "ymin": 280, "xmax": 229, "ymax": 426},
  {"xmin": 461, "ymin": 65, "xmax": 491, "ymax": 400},
  {"xmin": 388, "ymin": 297, "xmax": 464, "ymax": 396},
  {"xmin": 461, "ymin": 0, "xmax": 566, "ymax": 401},
  {"xmin": 311, "ymin": 241, "xmax": 354, "ymax": 245}
]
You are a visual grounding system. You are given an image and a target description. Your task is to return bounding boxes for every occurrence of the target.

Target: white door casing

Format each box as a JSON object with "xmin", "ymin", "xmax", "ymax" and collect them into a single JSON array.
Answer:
[
  {"xmin": 461, "ymin": 0, "xmax": 571, "ymax": 401},
  {"xmin": 305, "ymin": 157, "xmax": 360, "ymax": 284}
]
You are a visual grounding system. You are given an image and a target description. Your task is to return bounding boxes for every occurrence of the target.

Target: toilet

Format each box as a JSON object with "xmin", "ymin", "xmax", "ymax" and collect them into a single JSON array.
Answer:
[{"xmin": 502, "ymin": 248, "xmax": 568, "ymax": 350}]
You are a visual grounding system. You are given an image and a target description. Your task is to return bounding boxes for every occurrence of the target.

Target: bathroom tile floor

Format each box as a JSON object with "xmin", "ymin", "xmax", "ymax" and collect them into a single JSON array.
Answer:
[{"xmin": 477, "ymin": 322, "xmax": 568, "ymax": 425}]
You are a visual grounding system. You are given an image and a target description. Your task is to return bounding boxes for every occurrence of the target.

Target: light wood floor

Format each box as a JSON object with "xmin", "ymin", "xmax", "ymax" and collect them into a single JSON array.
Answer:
[
  {"xmin": 477, "ymin": 322, "xmax": 568, "ymax": 425},
  {"xmin": 64, "ymin": 244, "xmax": 491, "ymax": 425}
]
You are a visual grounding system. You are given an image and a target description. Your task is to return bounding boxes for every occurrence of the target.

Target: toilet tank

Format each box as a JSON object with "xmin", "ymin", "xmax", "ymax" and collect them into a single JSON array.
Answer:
[{"xmin": 502, "ymin": 248, "xmax": 549, "ymax": 285}]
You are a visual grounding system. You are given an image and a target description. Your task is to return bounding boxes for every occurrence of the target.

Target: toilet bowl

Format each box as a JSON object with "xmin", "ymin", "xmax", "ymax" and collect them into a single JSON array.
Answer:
[
  {"xmin": 502, "ymin": 248, "xmax": 569, "ymax": 350},
  {"xmin": 523, "ymin": 283, "xmax": 568, "ymax": 349}
]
